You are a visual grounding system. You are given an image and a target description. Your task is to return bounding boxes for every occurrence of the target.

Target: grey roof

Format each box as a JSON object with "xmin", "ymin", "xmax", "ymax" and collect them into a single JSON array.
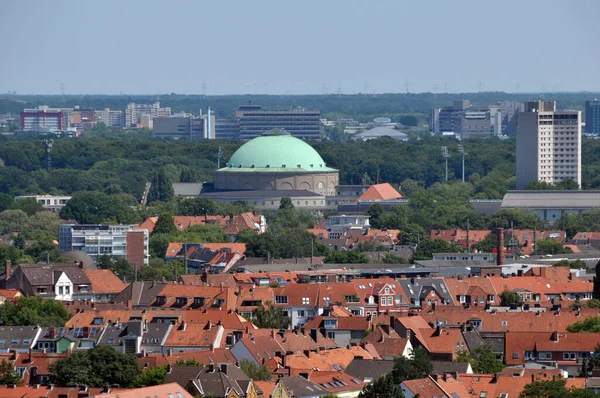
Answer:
[
  {"xmin": 479, "ymin": 332, "xmax": 505, "ymax": 355},
  {"xmin": 165, "ymin": 366, "xmax": 204, "ymax": 388},
  {"xmin": 345, "ymin": 358, "xmax": 395, "ymax": 381},
  {"xmin": 415, "ymin": 260, "xmax": 495, "ymax": 268},
  {"xmin": 97, "ymin": 321, "xmax": 172, "ymax": 347},
  {"xmin": 431, "ymin": 361, "xmax": 471, "ymax": 374},
  {"xmin": 173, "ymin": 183, "xmax": 204, "ymax": 197},
  {"xmin": 397, "ymin": 277, "xmax": 454, "ymax": 305},
  {"xmin": 462, "ymin": 329, "xmax": 486, "ymax": 352},
  {"xmin": 0, "ymin": 326, "xmax": 39, "ymax": 351},
  {"xmin": 502, "ymin": 190, "xmax": 600, "ymax": 209},
  {"xmin": 281, "ymin": 376, "xmax": 327, "ymax": 398},
  {"xmin": 353, "ymin": 127, "xmax": 409, "ymax": 141},
  {"xmin": 112, "ymin": 281, "xmax": 167, "ymax": 307},
  {"xmin": 189, "ymin": 365, "xmax": 249, "ymax": 398},
  {"xmin": 18, "ymin": 263, "xmax": 90, "ymax": 286}
]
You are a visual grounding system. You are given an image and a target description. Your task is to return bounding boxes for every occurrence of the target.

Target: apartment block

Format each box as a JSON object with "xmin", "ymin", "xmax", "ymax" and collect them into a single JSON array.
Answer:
[
  {"xmin": 585, "ymin": 99, "xmax": 600, "ymax": 134},
  {"xmin": 516, "ymin": 101, "xmax": 581, "ymax": 189},
  {"xmin": 235, "ymin": 105, "xmax": 321, "ymax": 140},
  {"xmin": 59, "ymin": 224, "xmax": 149, "ymax": 266},
  {"xmin": 432, "ymin": 100, "xmax": 511, "ymax": 138},
  {"xmin": 16, "ymin": 195, "xmax": 71, "ymax": 212},
  {"xmin": 125, "ymin": 102, "xmax": 171, "ymax": 128},
  {"xmin": 153, "ymin": 110, "xmax": 215, "ymax": 140},
  {"xmin": 95, "ymin": 108, "xmax": 124, "ymax": 129}
]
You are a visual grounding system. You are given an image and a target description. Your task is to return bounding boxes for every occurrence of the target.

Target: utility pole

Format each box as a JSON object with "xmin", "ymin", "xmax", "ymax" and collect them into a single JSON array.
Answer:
[
  {"xmin": 311, "ymin": 238, "xmax": 314, "ymax": 265},
  {"xmin": 184, "ymin": 243, "xmax": 188, "ymax": 275},
  {"xmin": 466, "ymin": 218, "xmax": 470, "ymax": 253},
  {"xmin": 458, "ymin": 144, "xmax": 467, "ymax": 182},
  {"xmin": 441, "ymin": 146, "xmax": 450, "ymax": 182}
]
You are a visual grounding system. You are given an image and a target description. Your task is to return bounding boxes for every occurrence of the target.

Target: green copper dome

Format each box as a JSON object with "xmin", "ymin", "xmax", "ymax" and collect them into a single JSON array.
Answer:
[{"xmin": 223, "ymin": 131, "xmax": 337, "ymax": 172}]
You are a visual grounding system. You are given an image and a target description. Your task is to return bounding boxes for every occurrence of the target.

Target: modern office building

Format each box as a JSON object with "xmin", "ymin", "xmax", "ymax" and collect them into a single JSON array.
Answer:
[
  {"xmin": 59, "ymin": 224, "xmax": 149, "ymax": 266},
  {"xmin": 235, "ymin": 105, "xmax": 321, "ymax": 140},
  {"xmin": 585, "ymin": 100, "xmax": 600, "ymax": 134},
  {"xmin": 95, "ymin": 108, "xmax": 124, "ymax": 129},
  {"xmin": 215, "ymin": 118, "xmax": 240, "ymax": 140},
  {"xmin": 20, "ymin": 106, "xmax": 67, "ymax": 131},
  {"xmin": 432, "ymin": 100, "xmax": 512, "ymax": 138},
  {"xmin": 500, "ymin": 100, "xmax": 524, "ymax": 136},
  {"xmin": 16, "ymin": 195, "xmax": 71, "ymax": 212},
  {"xmin": 515, "ymin": 101, "xmax": 582, "ymax": 189},
  {"xmin": 125, "ymin": 102, "xmax": 171, "ymax": 128},
  {"xmin": 152, "ymin": 111, "xmax": 215, "ymax": 140}
]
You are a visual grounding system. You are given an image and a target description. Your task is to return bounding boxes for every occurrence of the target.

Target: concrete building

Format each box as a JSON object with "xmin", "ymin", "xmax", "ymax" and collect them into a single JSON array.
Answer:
[
  {"xmin": 59, "ymin": 224, "xmax": 149, "ymax": 266},
  {"xmin": 501, "ymin": 190, "xmax": 600, "ymax": 222},
  {"xmin": 500, "ymin": 100, "xmax": 524, "ymax": 136},
  {"xmin": 95, "ymin": 108, "xmax": 124, "ymax": 129},
  {"xmin": 516, "ymin": 101, "xmax": 582, "ymax": 189},
  {"xmin": 69, "ymin": 106, "xmax": 97, "ymax": 131},
  {"xmin": 20, "ymin": 106, "xmax": 67, "ymax": 131},
  {"xmin": 432, "ymin": 100, "xmax": 508, "ymax": 138},
  {"xmin": 235, "ymin": 104, "xmax": 321, "ymax": 140},
  {"xmin": 15, "ymin": 194, "xmax": 71, "ymax": 212},
  {"xmin": 585, "ymin": 100, "xmax": 600, "ymax": 134},
  {"xmin": 125, "ymin": 102, "xmax": 171, "ymax": 128},
  {"xmin": 215, "ymin": 118, "xmax": 240, "ymax": 140}
]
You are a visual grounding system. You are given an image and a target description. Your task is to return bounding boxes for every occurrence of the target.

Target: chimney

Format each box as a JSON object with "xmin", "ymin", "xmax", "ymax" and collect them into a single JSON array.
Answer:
[
  {"xmin": 496, "ymin": 228, "xmax": 504, "ymax": 266},
  {"xmin": 79, "ymin": 261, "xmax": 84, "ymax": 269},
  {"xmin": 310, "ymin": 328, "xmax": 318, "ymax": 343},
  {"xmin": 220, "ymin": 364, "xmax": 227, "ymax": 374},
  {"xmin": 551, "ymin": 331, "xmax": 559, "ymax": 343},
  {"xmin": 5, "ymin": 260, "xmax": 11, "ymax": 280}
]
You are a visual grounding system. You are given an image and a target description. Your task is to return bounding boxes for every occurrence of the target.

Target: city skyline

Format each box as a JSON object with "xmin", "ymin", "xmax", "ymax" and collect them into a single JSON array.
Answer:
[{"xmin": 0, "ymin": 0, "xmax": 599, "ymax": 95}]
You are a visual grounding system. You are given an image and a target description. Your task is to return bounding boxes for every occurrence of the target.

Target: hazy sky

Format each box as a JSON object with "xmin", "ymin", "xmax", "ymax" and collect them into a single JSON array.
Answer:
[{"xmin": 1, "ymin": 0, "xmax": 599, "ymax": 95}]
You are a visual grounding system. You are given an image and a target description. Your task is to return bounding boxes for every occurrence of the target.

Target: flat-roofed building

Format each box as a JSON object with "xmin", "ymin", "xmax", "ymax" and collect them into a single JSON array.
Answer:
[
  {"xmin": 516, "ymin": 101, "xmax": 582, "ymax": 189},
  {"xmin": 235, "ymin": 105, "xmax": 321, "ymax": 140},
  {"xmin": 501, "ymin": 190, "xmax": 600, "ymax": 221}
]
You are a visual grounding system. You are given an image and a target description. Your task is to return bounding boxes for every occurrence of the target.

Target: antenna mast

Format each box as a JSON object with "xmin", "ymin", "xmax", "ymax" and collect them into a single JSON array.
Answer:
[
  {"xmin": 43, "ymin": 139, "xmax": 54, "ymax": 171},
  {"xmin": 217, "ymin": 146, "xmax": 224, "ymax": 169},
  {"xmin": 458, "ymin": 144, "xmax": 467, "ymax": 182}
]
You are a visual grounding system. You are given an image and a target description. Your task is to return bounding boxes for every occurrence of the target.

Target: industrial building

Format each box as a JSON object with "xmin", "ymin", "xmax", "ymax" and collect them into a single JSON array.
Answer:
[
  {"xmin": 152, "ymin": 110, "xmax": 215, "ymax": 140},
  {"xmin": 235, "ymin": 104, "xmax": 321, "ymax": 140}
]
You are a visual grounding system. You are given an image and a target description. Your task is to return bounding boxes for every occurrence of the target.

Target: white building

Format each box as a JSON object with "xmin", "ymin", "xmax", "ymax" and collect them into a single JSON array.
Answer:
[
  {"xmin": 516, "ymin": 101, "xmax": 582, "ymax": 189},
  {"xmin": 125, "ymin": 102, "xmax": 171, "ymax": 128},
  {"xmin": 16, "ymin": 194, "xmax": 71, "ymax": 212},
  {"xmin": 59, "ymin": 224, "xmax": 149, "ymax": 266},
  {"xmin": 95, "ymin": 108, "xmax": 123, "ymax": 129}
]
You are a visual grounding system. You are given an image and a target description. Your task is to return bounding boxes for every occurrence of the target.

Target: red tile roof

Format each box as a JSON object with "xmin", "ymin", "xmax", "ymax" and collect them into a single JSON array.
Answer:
[
  {"xmin": 357, "ymin": 183, "xmax": 403, "ymax": 202},
  {"xmin": 84, "ymin": 269, "xmax": 127, "ymax": 294}
]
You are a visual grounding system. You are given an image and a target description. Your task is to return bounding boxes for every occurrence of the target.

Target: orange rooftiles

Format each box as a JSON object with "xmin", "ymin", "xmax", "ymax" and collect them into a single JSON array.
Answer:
[
  {"xmin": 357, "ymin": 183, "xmax": 403, "ymax": 202},
  {"xmin": 84, "ymin": 269, "xmax": 127, "ymax": 294}
]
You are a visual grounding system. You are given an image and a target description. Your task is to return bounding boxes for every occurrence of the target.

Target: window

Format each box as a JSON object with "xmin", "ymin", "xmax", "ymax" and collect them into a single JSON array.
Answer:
[
  {"xmin": 387, "ymin": 297, "xmax": 393, "ymax": 306},
  {"xmin": 65, "ymin": 286, "xmax": 70, "ymax": 294},
  {"xmin": 175, "ymin": 297, "xmax": 187, "ymax": 306},
  {"xmin": 302, "ymin": 297, "xmax": 310, "ymax": 305},
  {"xmin": 11, "ymin": 338, "xmax": 19, "ymax": 344},
  {"xmin": 327, "ymin": 331, "xmax": 336, "ymax": 339},
  {"xmin": 512, "ymin": 352, "xmax": 519, "ymax": 359},
  {"xmin": 324, "ymin": 319, "xmax": 338, "ymax": 328},
  {"xmin": 275, "ymin": 296, "xmax": 288, "ymax": 304},
  {"xmin": 539, "ymin": 352, "xmax": 551, "ymax": 360},
  {"xmin": 80, "ymin": 286, "xmax": 88, "ymax": 293},
  {"xmin": 563, "ymin": 352, "xmax": 576, "ymax": 361},
  {"xmin": 298, "ymin": 310, "xmax": 306, "ymax": 317},
  {"xmin": 93, "ymin": 317, "xmax": 104, "ymax": 325},
  {"xmin": 501, "ymin": 321, "xmax": 508, "ymax": 327},
  {"xmin": 58, "ymin": 286, "xmax": 63, "ymax": 295}
]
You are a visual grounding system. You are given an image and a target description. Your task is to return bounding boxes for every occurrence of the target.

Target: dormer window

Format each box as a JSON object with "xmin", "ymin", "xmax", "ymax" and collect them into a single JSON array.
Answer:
[
  {"xmin": 93, "ymin": 317, "xmax": 104, "ymax": 325},
  {"xmin": 155, "ymin": 296, "xmax": 166, "ymax": 305},
  {"xmin": 175, "ymin": 297, "xmax": 187, "ymax": 306},
  {"xmin": 275, "ymin": 296, "xmax": 288, "ymax": 304}
]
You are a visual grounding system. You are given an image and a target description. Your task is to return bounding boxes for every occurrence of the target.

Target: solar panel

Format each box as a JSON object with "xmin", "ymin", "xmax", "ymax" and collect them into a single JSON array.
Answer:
[
  {"xmin": 90, "ymin": 327, "xmax": 97, "ymax": 337},
  {"xmin": 57, "ymin": 327, "xmax": 65, "ymax": 337}
]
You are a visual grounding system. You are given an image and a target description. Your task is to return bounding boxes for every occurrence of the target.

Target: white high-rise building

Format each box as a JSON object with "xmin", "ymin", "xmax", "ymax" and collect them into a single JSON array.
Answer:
[
  {"xmin": 125, "ymin": 102, "xmax": 171, "ymax": 128},
  {"xmin": 516, "ymin": 101, "xmax": 581, "ymax": 189}
]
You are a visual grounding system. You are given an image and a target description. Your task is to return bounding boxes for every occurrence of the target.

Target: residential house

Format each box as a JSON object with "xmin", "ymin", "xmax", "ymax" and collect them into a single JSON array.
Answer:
[
  {"xmin": 0, "ymin": 326, "xmax": 42, "ymax": 355},
  {"xmin": 138, "ymin": 348, "xmax": 236, "ymax": 369},
  {"xmin": 309, "ymin": 371, "xmax": 366, "ymax": 398},
  {"xmin": 35, "ymin": 326, "xmax": 100, "ymax": 353},
  {"xmin": 97, "ymin": 383, "xmax": 193, "ymax": 398},
  {"xmin": 303, "ymin": 314, "xmax": 369, "ymax": 346},
  {"xmin": 349, "ymin": 278, "xmax": 410, "ymax": 316},
  {"xmin": 165, "ymin": 242, "xmax": 246, "ymax": 273},
  {"xmin": 360, "ymin": 325, "xmax": 412, "ymax": 360},
  {"xmin": 2, "ymin": 262, "xmax": 94, "ymax": 301},
  {"xmin": 83, "ymin": 269, "xmax": 127, "ymax": 302},
  {"xmin": 97, "ymin": 320, "xmax": 173, "ymax": 354},
  {"xmin": 444, "ymin": 276, "xmax": 498, "ymax": 307},
  {"xmin": 163, "ymin": 321, "xmax": 224, "ymax": 353},
  {"xmin": 505, "ymin": 331, "xmax": 600, "ymax": 375},
  {"xmin": 397, "ymin": 277, "xmax": 455, "ymax": 307},
  {"xmin": 14, "ymin": 351, "xmax": 67, "ymax": 385},
  {"xmin": 184, "ymin": 363, "xmax": 260, "ymax": 398},
  {"xmin": 273, "ymin": 284, "xmax": 321, "ymax": 327},
  {"xmin": 400, "ymin": 376, "xmax": 449, "ymax": 398},
  {"xmin": 279, "ymin": 376, "xmax": 329, "ymax": 398},
  {"xmin": 0, "ymin": 385, "xmax": 107, "ymax": 397},
  {"xmin": 345, "ymin": 358, "xmax": 395, "ymax": 383},
  {"xmin": 431, "ymin": 229, "xmax": 492, "ymax": 249},
  {"xmin": 0, "ymin": 288, "xmax": 22, "ymax": 304}
]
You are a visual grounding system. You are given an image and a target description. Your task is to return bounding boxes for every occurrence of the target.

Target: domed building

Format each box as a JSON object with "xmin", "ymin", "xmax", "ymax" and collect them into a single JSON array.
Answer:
[{"xmin": 213, "ymin": 130, "xmax": 338, "ymax": 196}]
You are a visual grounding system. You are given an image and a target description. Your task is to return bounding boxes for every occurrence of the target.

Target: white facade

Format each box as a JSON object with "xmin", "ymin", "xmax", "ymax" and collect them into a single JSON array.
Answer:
[
  {"xmin": 516, "ymin": 101, "xmax": 582, "ymax": 189},
  {"xmin": 54, "ymin": 272, "xmax": 74, "ymax": 301},
  {"xmin": 95, "ymin": 108, "xmax": 123, "ymax": 128},
  {"xmin": 125, "ymin": 102, "xmax": 171, "ymax": 128},
  {"xmin": 16, "ymin": 194, "xmax": 71, "ymax": 212}
]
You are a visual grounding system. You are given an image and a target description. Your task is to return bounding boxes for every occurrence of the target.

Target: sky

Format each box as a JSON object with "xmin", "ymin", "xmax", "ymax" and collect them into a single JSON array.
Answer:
[{"xmin": 1, "ymin": 0, "xmax": 599, "ymax": 95}]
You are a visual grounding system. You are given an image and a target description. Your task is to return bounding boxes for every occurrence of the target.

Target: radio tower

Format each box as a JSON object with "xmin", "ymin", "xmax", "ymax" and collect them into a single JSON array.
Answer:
[
  {"xmin": 43, "ymin": 139, "xmax": 54, "ymax": 171},
  {"xmin": 217, "ymin": 146, "xmax": 224, "ymax": 169},
  {"xmin": 458, "ymin": 144, "xmax": 467, "ymax": 182}
]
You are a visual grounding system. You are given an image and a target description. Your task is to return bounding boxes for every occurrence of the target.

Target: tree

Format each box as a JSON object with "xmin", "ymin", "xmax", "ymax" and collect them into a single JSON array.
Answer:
[
  {"xmin": 594, "ymin": 260, "xmax": 600, "ymax": 300},
  {"xmin": 59, "ymin": 191, "xmax": 122, "ymax": 224},
  {"xmin": 0, "ymin": 210, "xmax": 29, "ymax": 234},
  {"xmin": 518, "ymin": 378, "xmax": 597, "ymax": 398},
  {"xmin": 0, "ymin": 358, "xmax": 21, "ymax": 385},
  {"xmin": 566, "ymin": 317, "xmax": 600, "ymax": 333},
  {"xmin": 535, "ymin": 239, "xmax": 572, "ymax": 255},
  {"xmin": 147, "ymin": 168, "xmax": 174, "ymax": 204},
  {"xmin": 178, "ymin": 197, "xmax": 217, "ymax": 219},
  {"xmin": 500, "ymin": 289, "xmax": 522, "ymax": 307},
  {"xmin": 324, "ymin": 249, "xmax": 369, "ymax": 264},
  {"xmin": 397, "ymin": 224, "xmax": 426, "ymax": 246},
  {"xmin": 240, "ymin": 359, "xmax": 272, "ymax": 381},
  {"xmin": 0, "ymin": 296, "xmax": 70, "ymax": 327},
  {"xmin": 366, "ymin": 204, "xmax": 385, "ymax": 229},
  {"xmin": 469, "ymin": 345, "xmax": 504, "ymax": 374},
  {"xmin": 411, "ymin": 238, "xmax": 462, "ymax": 261},
  {"xmin": 252, "ymin": 301, "xmax": 290, "ymax": 329},
  {"xmin": 391, "ymin": 347, "xmax": 433, "ymax": 383},
  {"xmin": 135, "ymin": 365, "xmax": 168, "ymax": 387},
  {"xmin": 0, "ymin": 193, "xmax": 14, "ymax": 212},
  {"xmin": 382, "ymin": 253, "xmax": 409, "ymax": 264},
  {"xmin": 359, "ymin": 374, "xmax": 404, "ymax": 398},
  {"xmin": 49, "ymin": 345, "xmax": 141, "ymax": 388},
  {"xmin": 152, "ymin": 213, "xmax": 177, "ymax": 235},
  {"xmin": 279, "ymin": 197, "xmax": 294, "ymax": 210},
  {"xmin": 175, "ymin": 359, "xmax": 204, "ymax": 366},
  {"xmin": 97, "ymin": 255, "xmax": 135, "ymax": 282},
  {"xmin": 13, "ymin": 198, "xmax": 44, "ymax": 216},
  {"xmin": 471, "ymin": 232, "xmax": 497, "ymax": 253},
  {"xmin": 13, "ymin": 234, "xmax": 26, "ymax": 250}
]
